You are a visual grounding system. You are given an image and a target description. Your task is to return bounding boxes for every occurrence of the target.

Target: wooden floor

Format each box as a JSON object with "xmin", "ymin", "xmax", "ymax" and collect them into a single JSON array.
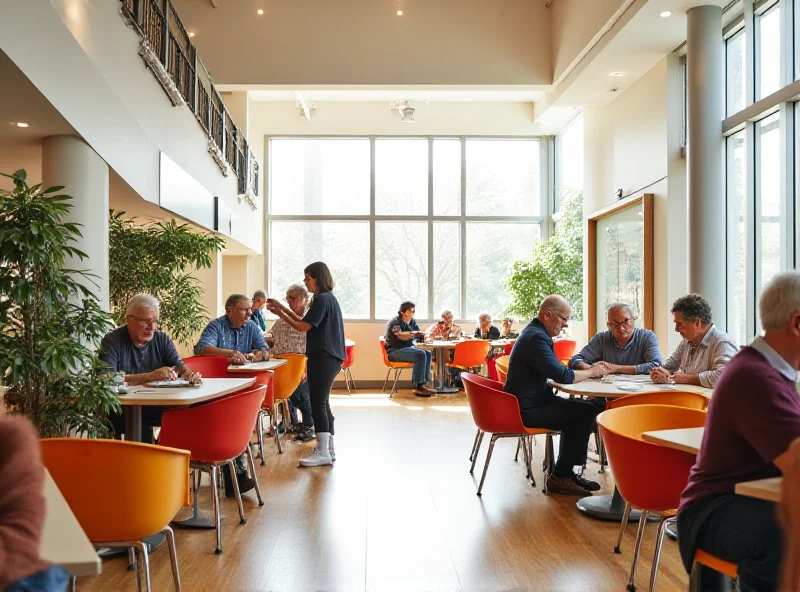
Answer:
[{"xmin": 78, "ymin": 390, "xmax": 690, "ymax": 591}]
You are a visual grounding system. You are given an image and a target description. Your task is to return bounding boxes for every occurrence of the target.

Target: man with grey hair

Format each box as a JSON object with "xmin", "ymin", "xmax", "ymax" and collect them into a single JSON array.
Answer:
[
  {"xmin": 251, "ymin": 289, "xmax": 268, "ymax": 332},
  {"xmin": 570, "ymin": 303, "xmax": 663, "ymax": 375},
  {"xmin": 427, "ymin": 309, "xmax": 463, "ymax": 340},
  {"xmin": 194, "ymin": 293, "xmax": 269, "ymax": 365},
  {"xmin": 504, "ymin": 295, "xmax": 605, "ymax": 496},
  {"xmin": 677, "ymin": 272, "xmax": 800, "ymax": 591},
  {"xmin": 474, "ymin": 313, "xmax": 500, "ymax": 340}
]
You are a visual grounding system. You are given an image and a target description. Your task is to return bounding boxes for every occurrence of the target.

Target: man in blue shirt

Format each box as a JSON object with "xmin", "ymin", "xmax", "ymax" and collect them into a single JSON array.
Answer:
[
  {"xmin": 194, "ymin": 294, "xmax": 270, "ymax": 363},
  {"xmin": 251, "ymin": 290, "xmax": 268, "ymax": 332},
  {"xmin": 504, "ymin": 295, "xmax": 605, "ymax": 496},
  {"xmin": 570, "ymin": 303, "xmax": 663, "ymax": 375},
  {"xmin": 385, "ymin": 301, "xmax": 434, "ymax": 396}
]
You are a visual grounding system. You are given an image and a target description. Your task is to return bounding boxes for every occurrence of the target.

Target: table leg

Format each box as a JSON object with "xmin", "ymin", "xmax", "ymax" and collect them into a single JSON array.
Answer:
[
  {"xmin": 123, "ymin": 405, "xmax": 143, "ymax": 443},
  {"xmin": 172, "ymin": 469, "xmax": 223, "ymax": 530},
  {"xmin": 432, "ymin": 348, "xmax": 458, "ymax": 394},
  {"xmin": 576, "ymin": 486, "xmax": 658, "ymax": 522}
]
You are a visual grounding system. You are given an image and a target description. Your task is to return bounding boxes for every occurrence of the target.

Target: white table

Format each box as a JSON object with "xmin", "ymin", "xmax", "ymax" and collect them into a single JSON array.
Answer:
[
  {"xmin": 735, "ymin": 477, "xmax": 782, "ymax": 503},
  {"xmin": 551, "ymin": 375, "xmax": 712, "ymax": 399},
  {"xmin": 120, "ymin": 377, "xmax": 256, "ymax": 442},
  {"xmin": 642, "ymin": 427, "xmax": 704, "ymax": 454},
  {"xmin": 227, "ymin": 358, "xmax": 287, "ymax": 373},
  {"xmin": 41, "ymin": 469, "xmax": 101, "ymax": 576}
]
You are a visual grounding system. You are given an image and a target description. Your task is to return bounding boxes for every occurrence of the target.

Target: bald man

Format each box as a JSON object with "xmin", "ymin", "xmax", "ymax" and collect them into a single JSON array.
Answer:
[{"xmin": 504, "ymin": 295, "xmax": 605, "ymax": 496}]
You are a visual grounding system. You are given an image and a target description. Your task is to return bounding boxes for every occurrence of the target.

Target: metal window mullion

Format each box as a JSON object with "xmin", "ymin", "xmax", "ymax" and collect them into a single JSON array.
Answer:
[
  {"xmin": 781, "ymin": 0, "xmax": 793, "ymax": 87},
  {"xmin": 746, "ymin": 0, "xmax": 756, "ymax": 107},
  {"xmin": 369, "ymin": 137, "xmax": 376, "ymax": 321},
  {"xmin": 460, "ymin": 137, "xmax": 467, "ymax": 320},
  {"xmin": 428, "ymin": 137, "xmax": 434, "ymax": 319},
  {"xmin": 748, "ymin": 120, "xmax": 759, "ymax": 337},
  {"xmin": 542, "ymin": 137, "xmax": 552, "ymax": 242},
  {"xmin": 780, "ymin": 102, "xmax": 794, "ymax": 272}
]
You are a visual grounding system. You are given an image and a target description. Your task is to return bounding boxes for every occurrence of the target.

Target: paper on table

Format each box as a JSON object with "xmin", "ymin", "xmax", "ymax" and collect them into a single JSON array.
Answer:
[
  {"xmin": 615, "ymin": 382, "xmax": 643, "ymax": 392},
  {"xmin": 145, "ymin": 379, "xmax": 196, "ymax": 388}
]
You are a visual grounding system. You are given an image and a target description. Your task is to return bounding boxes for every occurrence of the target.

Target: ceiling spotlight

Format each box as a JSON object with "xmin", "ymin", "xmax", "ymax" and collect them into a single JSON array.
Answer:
[
  {"xmin": 188, "ymin": 32, "xmax": 195, "ymax": 37},
  {"xmin": 257, "ymin": 8, "xmax": 264, "ymax": 15},
  {"xmin": 609, "ymin": 71, "xmax": 624, "ymax": 77},
  {"xmin": 397, "ymin": 9, "xmax": 403, "ymax": 15},
  {"xmin": 660, "ymin": 11, "xmax": 672, "ymax": 17},
  {"xmin": 16, "ymin": 122, "xmax": 28, "ymax": 128}
]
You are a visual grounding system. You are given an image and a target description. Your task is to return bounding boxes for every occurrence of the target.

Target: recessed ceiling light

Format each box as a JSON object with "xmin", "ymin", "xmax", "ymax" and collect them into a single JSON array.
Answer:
[
  {"xmin": 465, "ymin": 97, "xmax": 473, "ymax": 101},
  {"xmin": 609, "ymin": 72, "xmax": 624, "ymax": 77},
  {"xmin": 660, "ymin": 11, "xmax": 672, "ymax": 17},
  {"xmin": 396, "ymin": 9, "xmax": 403, "ymax": 15},
  {"xmin": 188, "ymin": 32, "xmax": 195, "ymax": 37},
  {"xmin": 257, "ymin": 9, "xmax": 264, "ymax": 15},
  {"xmin": 16, "ymin": 122, "xmax": 28, "ymax": 128}
]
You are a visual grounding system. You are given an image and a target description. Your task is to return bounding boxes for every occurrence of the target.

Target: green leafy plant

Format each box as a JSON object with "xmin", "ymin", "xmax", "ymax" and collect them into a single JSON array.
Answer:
[
  {"xmin": 109, "ymin": 212, "xmax": 224, "ymax": 347},
  {"xmin": 506, "ymin": 188, "xmax": 584, "ymax": 320},
  {"xmin": 0, "ymin": 170, "xmax": 119, "ymax": 437}
]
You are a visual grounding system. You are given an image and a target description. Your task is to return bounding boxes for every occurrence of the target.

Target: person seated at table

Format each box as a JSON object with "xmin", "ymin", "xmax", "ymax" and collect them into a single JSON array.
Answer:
[
  {"xmin": 504, "ymin": 295, "xmax": 605, "ymax": 496},
  {"xmin": 101, "ymin": 294, "xmax": 202, "ymax": 441},
  {"xmin": 194, "ymin": 293, "xmax": 270, "ymax": 364},
  {"xmin": 501, "ymin": 317, "xmax": 518, "ymax": 339},
  {"xmin": 677, "ymin": 272, "xmax": 800, "ymax": 592},
  {"xmin": 649, "ymin": 294, "xmax": 737, "ymax": 388},
  {"xmin": 385, "ymin": 301, "xmax": 435, "ymax": 397},
  {"xmin": 251, "ymin": 289, "xmax": 268, "ymax": 333},
  {"xmin": 781, "ymin": 436, "xmax": 800, "ymax": 591},
  {"xmin": 0, "ymin": 415, "xmax": 69, "ymax": 592},
  {"xmin": 271, "ymin": 283, "xmax": 315, "ymax": 442},
  {"xmin": 570, "ymin": 303, "xmax": 663, "ymax": 375},
  {"xmin": 427, "ymin": 309, "xmax": 463, "ymax": 340},
  {"xmin": 474, "ymin": 313, "xmax": 501, "ymax": 340}
]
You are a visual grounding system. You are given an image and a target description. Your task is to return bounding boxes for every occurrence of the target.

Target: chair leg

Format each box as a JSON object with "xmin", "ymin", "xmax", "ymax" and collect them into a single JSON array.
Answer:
[
  {"xmin": 627, "ymin": 510, "xmax": 649, "ymax": 592},
  {"xmin": 615, "ymin": 501, "xmax": 632, "ymax": 554},
  {"xmin": 161, "ymin": 525, "xmax": 181, "ymax": 591},
  {"xmin": 477, "ymin": 435, "xmax": 498, "ymax": 496},
  {"xmin": 246, "ymin": 443, "xmax": 265, "ymax": 507},
  {"xmin": 70, "ymin": 575, "xmax": 77, "ymax": 592},
  {"xmin": 227, "ymin": 460, "xmax": 247, "ymax": 524},
  {"xmin": 383, "ymin": 369, "xmax": 391, "ymax": 392},
  {"xmin": 649, "ymin": 516, "xmax": 672, "ymax": 592},
  {"xmin": 470, "ymin": 431, "xmax": 484, "ymax": 474},
  {"xmin": 542, "ymin": 433, "xmax": 554, "ymax": 494},
  {"xmin": 211, "ymin": 465, "xmax": 223, "ymax": 555},
  {"xmin": 526, "ymin": 436, "xmax": 536, "ymax": 487},
  {"xmin": 343, "ymin": 368, "xmax": 352, "ymax": 394},
  {"xmin": 469, "ymin": 428, "xmax": 481, "ymax": 462},
  {"xmin": 390, "ymin": 368, "xmax": 402, "ymax": 395},
  {"xmin": 347, "ymin": 368, "xmax": 356, "ymax": 391},
  {"xmin": 273, "ymin": 407, "xmax": 283, "ymax": 454},
  {"xmin": 132, "ymin": 546, "xmax": 141, "ymax": 592},
  {"xmin": 136, "ymin": 540, "xmax": 152, "ymax": 592},
  {"xmin": 514, "ymin": 438, "xmax": 521, "ymax": 461},
  {"xmin": 257, "ymin": 411, "xmax": 266, "ymax": 466}
]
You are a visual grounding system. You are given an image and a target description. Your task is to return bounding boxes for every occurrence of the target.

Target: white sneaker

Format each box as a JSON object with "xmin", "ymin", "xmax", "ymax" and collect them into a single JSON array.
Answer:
[
  {"xmin": 299, "ymin": 447, "xmax": 332, "ymax": 467},
  {"xmin": 329, "ymin": 436, "xmax": 336, "ymax": 462}
]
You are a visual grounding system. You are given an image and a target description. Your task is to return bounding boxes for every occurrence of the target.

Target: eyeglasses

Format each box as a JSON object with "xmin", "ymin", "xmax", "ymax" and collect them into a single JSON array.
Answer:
[
  {"xmin": 550, "ymin": 312, "xmax": 569, "ymax": 323},
  {"xmin": 127, "ymin": 315, "xmax": 159, "ymax": 327},
  {"xmin": 607, "ymin": 318, "xmax": 634, "ymax": 329}
]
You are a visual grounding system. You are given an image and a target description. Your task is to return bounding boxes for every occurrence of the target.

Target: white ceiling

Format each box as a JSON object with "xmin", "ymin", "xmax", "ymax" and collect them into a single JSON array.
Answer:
[{"xmin": 240, "ymin": 87, "xmax": 545, "ymax": 103}]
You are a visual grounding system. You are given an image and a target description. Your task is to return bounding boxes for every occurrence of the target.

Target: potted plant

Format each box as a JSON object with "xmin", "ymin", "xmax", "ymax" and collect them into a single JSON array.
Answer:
[
  {"xmin": 108, "ymin": 211, "xmax": 224, "ymax": 348},
  {"xmin": 0, "ymin": 170, "xmax": 120, "ymax": 437}
]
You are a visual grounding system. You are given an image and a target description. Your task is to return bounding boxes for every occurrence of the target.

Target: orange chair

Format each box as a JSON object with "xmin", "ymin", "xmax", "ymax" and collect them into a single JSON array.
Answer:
[
  {"xmin": 462, "ymin": 373, "xmax": 552, "ymax": 495},
  {"xmin": 691, "ymin": 550, "xmax": 738, "ymax": 591},
  {"xmin": 494, "ymin": 355, "xmax": 510, "ymax": 384},
  {"xmin": 379, "ymin": 336, "xmax": 415, "ymax": 397},
  {"xmin": 340, "ymin": 339, "xmax": 357, "ymax": 394},
  {"xmin": 597, "ymin": 405, "xmax": 707, "ymax": 592},
  {"xmin": 261, "ymin": 353, "xmax": 308, "ymax": 455},
  {"xmin": 553, "ymin": 339, "xmax": 576, "ymax": 366},
  {"xmin": 609, "ymin": 390, "xmax": 710, "ymax": 411},
  {"xmin": 159, "ymin": 386, "xmax": 266, "ymax": 555},
  {"xmin": 447, "ymin": 340, "xmax": 491, "ymax": 378},
  {"xmin": 40, "ymin": 439, "xmax": 190, "ymax": 591}
]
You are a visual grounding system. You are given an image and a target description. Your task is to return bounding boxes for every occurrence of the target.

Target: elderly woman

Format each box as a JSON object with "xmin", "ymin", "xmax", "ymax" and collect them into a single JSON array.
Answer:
[
  {"xmin": 474, "ymin": 313, "xmax": 501, "ymax": 340},
  {"xmin": 427, "ymin": 309, "xmax": 463, "ymax": 340}
]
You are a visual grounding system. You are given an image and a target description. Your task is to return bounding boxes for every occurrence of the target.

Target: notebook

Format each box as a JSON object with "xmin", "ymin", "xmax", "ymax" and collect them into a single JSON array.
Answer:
[{"xmin": 145, "ymin": 379, "xmax": 197, "ymax": 388}]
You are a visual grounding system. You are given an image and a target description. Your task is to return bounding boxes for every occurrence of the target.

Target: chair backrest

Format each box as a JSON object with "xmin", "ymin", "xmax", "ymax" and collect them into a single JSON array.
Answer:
[
  {"xmin": 597, "ymin": 405, "xmax": 706, "ymax": 512},
  {"xmin": 181, "ymin": 355, "xmax": 230, "ymax": 378},
  {"xmin": 494, "ymin": 355, "xmax": 511, "ymax": 384},
  {"xmin": 553, "ymin": 339, "xmax": 576, "ymax": 365},
  {"xmin": 343, "ymin": 339, "xmax": 355, "ymax": 369},
  {"xmin": 379, "ymin": 336, "xmax": 391, "ymax": 366},
  {"xmin": 159, "ymin": 385, "xmax": 267, "ymax": 463},
  {"xmin": 451, "ymin": 340, "xmax": 491, "ymax": 368},
  {"xmin": 609, "ymin": 390, "xmax": 710, "ymax": 411},
  {"xmin": 40, "ymin": 439, "xmax": 190, "ymax": 543},
  {"xmin": 271, "ymin": 353, "xmax": 307, "ymax": 400},
  {"xmin": 461, "ymin": 372, "xmax": 527, "ymax": 435}
]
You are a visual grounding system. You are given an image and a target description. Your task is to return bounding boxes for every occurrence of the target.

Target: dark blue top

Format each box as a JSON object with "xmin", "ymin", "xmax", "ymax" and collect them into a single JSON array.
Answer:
[
  {"xmin": 474, "ymin": 325, "xmax": 501, "ymax": 340},
  {"xmin": 569, "ymin": 328, "xmax": 663, "ymax": 374},
  {"xmin": 503, "ymin": 318, "xmax": 575, "ymax": 411},
  {"xmin": 194, "ymin": 315, "xmax": 269, "ymax": 355},
  {"xmin": 251, "ymin": 307, "xmax": 267, "ymax": 332},
  {"xmin": 100, "ymin": 327, "xmax": 185, "ymax": 374},
  {"xmin": 303, "ymin": 292, "xmax": 346, "ymax": 361},
  {"xmin": 385, "ymin": 316, "xmax": 420, "ymax": 351}
]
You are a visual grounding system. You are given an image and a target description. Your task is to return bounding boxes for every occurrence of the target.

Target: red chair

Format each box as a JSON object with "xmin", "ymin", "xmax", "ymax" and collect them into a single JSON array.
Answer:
[
  {"xmin": 180, "ymin": 355, "xmax": 230, "ymax": 377},
  {"xmin": 553, "ymin": 339, "xmax": 576, "ymax": 366},
  {"xmin": 340, "ymin": 339, "xmax": 356, "ymax": 394},
  {"xmin": 462, "ymin": 373, "xmax": 552, "ymax": 495},
  {"xmin": 158, "ymin": 385, "xmax": 267, "ymax": 555}
]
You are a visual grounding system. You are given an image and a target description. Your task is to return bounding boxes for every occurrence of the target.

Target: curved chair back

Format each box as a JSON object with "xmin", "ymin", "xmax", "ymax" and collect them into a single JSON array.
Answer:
[
  {"xmin": 181, "ymin": 355, "xmax": 230, "ymax": 378},
  {"xmin": 159, "ymin": 385, "xmax": 267, "ymax": 463},
  {"xmin": 609, "ymin": 390, "xmax": 709, "ymax": 411},
  {"xmin": 343, "ymin": 340, "xmax": 355, "ymax": 370},
  {"xmin": 272, "ymin": 353, "xmax": 307, "ymax": 400},
  {"xmin": 40, "ymin": 439, "xmax": 190, "ymax": 543},
  {"xmin": 553, "ymin": 339, "xmax": 576, "ymax": 365},
  {"xmin": 462, "ymin": 372, "xmax": 526, "ymax": 434},
  {"xmin": 597, "ymin": 405, "xmax": 706, "ymax": 512},
  {"xmin": 450, "ymin": 340, "xmax": 491, "ymax": 369},
  {"xmin": 494, "ymin": 355, "xmax": 510, "ymax": 384},
  {"xmin": 503, "ymin": 342, "xmax": 514, "ymax": 355},
  {"xmin": 379, "ymin": 336, "xmax": 413, "ymax": 368}
]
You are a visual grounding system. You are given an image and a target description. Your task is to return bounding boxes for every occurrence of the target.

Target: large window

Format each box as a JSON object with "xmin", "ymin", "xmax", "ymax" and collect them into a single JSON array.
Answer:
[
  {"xmin": 756, "ymin": 113, "xmax": 783, "ymax": 292},
  {"xmin": 726, "ymin": 29, "xmax": 747, "ymax": 116},
  {"xmin": 268, "ymin": 137, "xmax": 544, "ymax": 320},
  {"xmin": 726, "ymin": 131, "xmax": 748, "ymax": 347},
  {"xmin": 554, "ymin": 112, "xmax": 584, "ymax": 216},
  {"xmin": 756, "ymin": 4, "xmax": 781, "ymax": 100}
]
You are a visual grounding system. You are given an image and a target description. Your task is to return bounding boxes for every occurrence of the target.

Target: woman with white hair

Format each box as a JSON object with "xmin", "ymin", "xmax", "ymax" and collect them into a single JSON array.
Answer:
[{"xmin": 474, "ymin": 313, "xmax": 500, "ymax": 340}]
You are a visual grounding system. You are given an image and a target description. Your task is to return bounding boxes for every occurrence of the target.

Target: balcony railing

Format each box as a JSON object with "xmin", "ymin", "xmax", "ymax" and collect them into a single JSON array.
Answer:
[{"xmin": 119, "ymin": 0, "xmax": 259, "ymax": 203}]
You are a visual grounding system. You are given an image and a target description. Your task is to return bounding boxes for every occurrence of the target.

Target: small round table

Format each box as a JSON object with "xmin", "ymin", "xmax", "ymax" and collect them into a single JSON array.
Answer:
[{"xmin": 414, "ymin": 341, "xmax": 461, "ymax": 394}]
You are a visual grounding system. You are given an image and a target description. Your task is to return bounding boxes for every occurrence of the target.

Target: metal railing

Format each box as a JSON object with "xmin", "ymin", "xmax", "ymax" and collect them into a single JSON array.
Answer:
[{"xmin": 119, "ymin": 0, "xmax": 259, "ymax": 199}]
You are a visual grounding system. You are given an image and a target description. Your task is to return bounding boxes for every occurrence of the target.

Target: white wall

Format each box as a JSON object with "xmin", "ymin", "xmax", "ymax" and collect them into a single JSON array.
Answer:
[{"xmin": 583, "ymin": 57, "xmax": 686, "ymax": 355}]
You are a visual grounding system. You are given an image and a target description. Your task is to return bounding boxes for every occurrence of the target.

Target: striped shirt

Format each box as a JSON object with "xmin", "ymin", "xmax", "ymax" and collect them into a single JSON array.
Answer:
[{"xmin": 270, "ymin": 317, "xmax": 306, "ymax": 355}]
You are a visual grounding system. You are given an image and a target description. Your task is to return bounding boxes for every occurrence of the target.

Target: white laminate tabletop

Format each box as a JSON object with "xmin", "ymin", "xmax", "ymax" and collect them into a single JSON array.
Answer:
[
  {"xmin": 735, "ymin": 477, "xmax": 782, "ymax": 503},
  {"xmin": 550, "ymin": 375, "xmax": 712, "ymax": 399},
  {"xmin": 41, "ymin": 469, "xmax": 100, "ymax": 576},
  {"xmin": 118, "ymin": 377, "xmax": 256, "ymax": 406},
  {"xmin": 227, "ymin": 358, "xmax": 287, "ymax": 372},
  {"xmin": 641, "ymin": 427, "xmax": 704, "ymax": 454}
]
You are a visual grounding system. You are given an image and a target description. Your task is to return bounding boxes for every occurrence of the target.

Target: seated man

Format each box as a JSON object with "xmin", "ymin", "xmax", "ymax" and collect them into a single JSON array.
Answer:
[
  {"xmin": 271, "ymin": 283, "xmax": 314, "ymax": 442},
  {"xmin": 677, "ymin": 272, "xmax": 800, "ymax": 592},
  {"xmin": 385, "ymin": 301, "xmax": 435, "ymax": 397},
  {"xmin": 195, "ymin": 293, "xmax": 270, "ymax": 364},
  {"xmin": 251, "ymin": 289, "xmax": 268, "ymax": 333},
  {"xmin": 101, "ymin": 294, "xmax": 202, "ymax": 441},
  {"xmin": 650, "ymin": 294, "xmax": 737, "ymax": 388},
  {"xmin": 570, "ymin": 303, "xmax": 662, "ymax": 375},
  {"xmin": 474, "ymin": 313, "xmax": 501, "ymax": 340},
  {"xmin": 504, "ymin": 295, "xmax": 605, "ymax": 495},
  {"xmin": 427, "ymin": 309, "xmax": 463, "ymax": 340}
]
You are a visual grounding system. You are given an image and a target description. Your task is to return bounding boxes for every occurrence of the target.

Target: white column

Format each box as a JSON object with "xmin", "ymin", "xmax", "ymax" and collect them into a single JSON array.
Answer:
[
  {"xmin": 42, "ymin": 136, "xmax": 110, "ymax": 310},
  {"xmin": 686, "ymin": 6, "xmax": 725, "ymax": 326}
]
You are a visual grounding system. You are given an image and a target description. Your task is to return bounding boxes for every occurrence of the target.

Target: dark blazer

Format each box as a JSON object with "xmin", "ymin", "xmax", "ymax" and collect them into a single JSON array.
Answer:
[{"xmin": 474, "ymin": 325, "xmax": 501, "ymax": 340}]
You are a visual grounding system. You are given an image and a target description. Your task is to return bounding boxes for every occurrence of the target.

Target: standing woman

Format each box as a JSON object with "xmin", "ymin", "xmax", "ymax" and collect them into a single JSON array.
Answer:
[{"xmin": 266, "ymin": 262, "xmax": 345, "ymax": 467}]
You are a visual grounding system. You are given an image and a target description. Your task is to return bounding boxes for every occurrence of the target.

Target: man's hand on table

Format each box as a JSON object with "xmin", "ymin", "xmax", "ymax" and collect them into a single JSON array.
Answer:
[
  {"xmin": 228, "ymin": 351, "xmax": 248, "ymax": 365},
  {"xmin": 148, "ymin": 366, "xmax": 178, "ymax": 382},
  {"xmin": 650, "ymin": 366, "xmax": 671, "ymax": 383},
  {"xmin": 183, "ymin": 369, "xmax": 203, "ymax": 385}
]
